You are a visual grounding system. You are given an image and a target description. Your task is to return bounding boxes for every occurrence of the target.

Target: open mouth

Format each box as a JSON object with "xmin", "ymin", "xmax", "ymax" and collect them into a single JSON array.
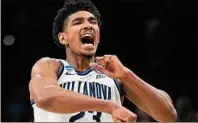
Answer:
[{"xmin": 81, "ymin": 33, "xmax": 94, "ymax": 45}]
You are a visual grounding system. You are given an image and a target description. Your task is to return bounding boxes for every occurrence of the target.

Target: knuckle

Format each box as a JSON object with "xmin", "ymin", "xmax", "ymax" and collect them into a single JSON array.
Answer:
[
  {"xmin": 128, "ymin": 114, "xmax": 137, "ymax": 121},
  {"xmin": 133, "ymin": 114, "xmax": 137, "ymax": 119},
  {"xmin": 132, "ymin": 114, "xmax": 137, "ymax": 121},
  {"xmin": 104, "ymin": 54, "xmax": 111, "ymax": 57},
  {"xmin": 111, "ymin": 55, "xmax": 117, "ymax": 59},
  {"xmin": 104, "ymin": 55, "xmax": 108, "ymax": 57}
]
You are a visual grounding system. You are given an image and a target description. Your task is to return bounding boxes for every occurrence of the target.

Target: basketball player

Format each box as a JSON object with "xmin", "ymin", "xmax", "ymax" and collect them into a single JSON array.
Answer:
[{"xmin": 29, "ymin": 0, "xmax": 177, "ymax": 122}]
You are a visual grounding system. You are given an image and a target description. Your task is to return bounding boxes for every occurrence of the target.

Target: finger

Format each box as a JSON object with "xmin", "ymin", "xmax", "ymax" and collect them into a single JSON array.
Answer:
[
  {"xmin": 128, "ymin": 114, "xmax": 137, "ymax": 122},
  {"xmin": 114, "ymin": 119, "xmax": 122, "ymax": 122},
  {"xmin": 113, "ymin": 118, "xmax": 124, "ymax": 122},
  {"xmin": 90, "ymin": 63, "xmax": 114, "ymax": 78},
  {"xmin": 104, "ymin": 55, "xmax": 112, "ymax": 62},
  {"xmin": 90, "ymin": 63, "xmax": 105, "ymax": 73},
  {"xmin": 95, "ymin": 57, "xmax": 105, "ymax": 66},
  {"xmin": 117, "ymin": 119, "xmax": 126, "ymax": 122}
]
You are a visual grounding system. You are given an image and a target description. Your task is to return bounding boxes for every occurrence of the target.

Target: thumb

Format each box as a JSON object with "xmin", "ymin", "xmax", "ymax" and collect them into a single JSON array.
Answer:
[
  {"xmin": 90, "ymin": 63, "xmax": 104, "ymax": 73},
  {"xmin": 89, "ymin": 62, "xmax": 97, "ymax": 68},
  {"xmin": 113, "ymin": 116, "xmax": 126, "ymax": 122},
  {"xmin": 113, "ymin": 118, "xmax": 124, "ymax": 122}
]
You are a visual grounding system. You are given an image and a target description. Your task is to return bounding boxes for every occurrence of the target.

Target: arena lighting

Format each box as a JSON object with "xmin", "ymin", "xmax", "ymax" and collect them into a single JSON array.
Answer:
[{"xmin": 3, "ymin": 35, "xmax": 15, "ymax": 46}]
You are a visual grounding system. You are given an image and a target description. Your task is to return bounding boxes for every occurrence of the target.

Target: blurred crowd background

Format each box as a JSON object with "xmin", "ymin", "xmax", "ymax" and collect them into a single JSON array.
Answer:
[{"xmin": 2, "ymin": 0, "xmax": 198, "ymax": 122}]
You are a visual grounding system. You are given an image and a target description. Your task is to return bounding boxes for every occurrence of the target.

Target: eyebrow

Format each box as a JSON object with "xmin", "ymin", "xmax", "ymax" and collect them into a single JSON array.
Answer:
[
  {"xmin": 71, "ymin": 17, "xmax": 84, "ymax": 23},
  {"xmin": 71, "ymin": 16, "xmax": 97, "ymax": 23},
  {"xmin": 88, "ymin": 17, "xmax": 97, "ymax": 21}
]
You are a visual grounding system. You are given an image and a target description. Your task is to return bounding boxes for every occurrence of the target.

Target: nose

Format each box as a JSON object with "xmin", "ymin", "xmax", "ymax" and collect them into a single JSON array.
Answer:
[
  {"xmin": 83, "ymin": 21, "xmax": 93, "ymax": 30},
  {"xmin": 83, "ymin": 25, "xmax": 93, "ymax": 30}
]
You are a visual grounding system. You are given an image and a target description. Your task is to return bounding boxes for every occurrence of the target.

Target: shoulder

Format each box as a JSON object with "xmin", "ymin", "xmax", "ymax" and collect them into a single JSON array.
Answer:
[
  {"xmin": 34, "ymin": 57, "xmax": 61, "ymax": 65},
  {"xmin": 31, "ymin": 57, "xmax": 62, "ymax": 78}
]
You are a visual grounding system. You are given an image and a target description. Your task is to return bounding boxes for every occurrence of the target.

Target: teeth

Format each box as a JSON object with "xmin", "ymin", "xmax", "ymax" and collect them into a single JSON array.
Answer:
[
  {"xmin": 83, "ymin": 43, "xmax": 94, "ymax": 46},
  {"xmin": 83, "ymin": 33, "xmax": 93, "ymax": 37}
]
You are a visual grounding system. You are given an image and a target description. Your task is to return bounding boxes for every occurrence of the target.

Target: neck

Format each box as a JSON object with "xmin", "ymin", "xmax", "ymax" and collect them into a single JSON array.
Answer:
[{"xmin": 66, "ymin": 50, "xmax": 95, "ymax": 72}]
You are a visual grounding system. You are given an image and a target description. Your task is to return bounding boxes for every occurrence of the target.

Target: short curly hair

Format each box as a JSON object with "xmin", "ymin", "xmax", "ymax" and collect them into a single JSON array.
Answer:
[{"xmin": 52, "ymin": 0, "xmax": 101, "ymax": 48}]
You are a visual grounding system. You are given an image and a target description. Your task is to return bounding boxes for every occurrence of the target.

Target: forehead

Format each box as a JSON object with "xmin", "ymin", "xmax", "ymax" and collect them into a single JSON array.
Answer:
[{"xmin": 67, "ymin": 10, "xmax": 96, "ymax": 22}]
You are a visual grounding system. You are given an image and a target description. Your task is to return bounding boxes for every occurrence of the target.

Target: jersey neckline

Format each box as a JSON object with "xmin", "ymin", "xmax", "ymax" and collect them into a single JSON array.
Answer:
[
  {"xmin": 63, "ymin": 59, "xmax": 95, "ymax": 76},
  {"xmin": 75, "ymin": 67, "xmax": 94, "ymax": 76}
]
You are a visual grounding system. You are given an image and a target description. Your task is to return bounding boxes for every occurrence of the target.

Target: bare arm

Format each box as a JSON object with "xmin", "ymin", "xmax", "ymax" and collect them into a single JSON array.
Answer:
[
  {"xmin": 120, "ymin": 68, "xmax": 177, "ymax": 122},
  {"xmin": 90, "ymin": 55, "xmax": 177, "ymax": 122},
  {"xmin": 29, "ymin": 57, "xmax": 116, "ymax": 114}
]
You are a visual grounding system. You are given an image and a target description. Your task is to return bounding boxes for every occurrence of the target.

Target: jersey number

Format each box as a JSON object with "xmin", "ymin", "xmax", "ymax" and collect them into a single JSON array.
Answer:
[{"xmin": 69, "ymin": 111, "xmax": 102, "ymax": 122}]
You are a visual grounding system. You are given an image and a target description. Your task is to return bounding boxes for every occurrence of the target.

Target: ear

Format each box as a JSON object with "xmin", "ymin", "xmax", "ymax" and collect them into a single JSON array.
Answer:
[{"xmin": 58, "ymin": 32, "xmax": 69, "ymax": 45}]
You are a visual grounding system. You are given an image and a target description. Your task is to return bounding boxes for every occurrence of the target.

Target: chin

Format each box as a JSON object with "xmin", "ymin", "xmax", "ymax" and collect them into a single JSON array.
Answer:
[
  {"xmin": 84, "ymin": 55, "xmax": 94, "ymax": 59},
  {"xmin": 82, "ymin": 52, "xmax": 95, "ymax": 58}
]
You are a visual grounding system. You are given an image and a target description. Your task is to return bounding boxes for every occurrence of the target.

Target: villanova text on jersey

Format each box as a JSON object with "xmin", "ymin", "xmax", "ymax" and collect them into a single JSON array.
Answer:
[
  {"xmin": 31, "ymin": 59, "xmax": 122, "ymax": 122},
  {"xmin": 60, "ymin": 81, "xmax": 112, "ymax": 100}
]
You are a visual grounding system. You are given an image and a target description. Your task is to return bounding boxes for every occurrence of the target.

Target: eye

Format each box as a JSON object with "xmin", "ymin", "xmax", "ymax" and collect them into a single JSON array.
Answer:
[
  {"xmin": 73, "ymin": 21, "xmax": 82, "ymax": 25},
  {"xmin": 90, "ymin": 20, "xmax": 98, "ymax": 25}
]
